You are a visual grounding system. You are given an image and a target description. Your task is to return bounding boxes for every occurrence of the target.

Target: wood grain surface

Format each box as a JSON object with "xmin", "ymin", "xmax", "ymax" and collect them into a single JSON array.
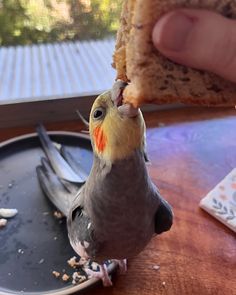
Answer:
[{"xmin": 0, "ymin": 106, "xmax": 236, "ymax": 295}]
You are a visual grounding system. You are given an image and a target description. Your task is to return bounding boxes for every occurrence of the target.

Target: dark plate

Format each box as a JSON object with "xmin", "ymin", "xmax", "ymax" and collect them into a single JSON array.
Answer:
[{"xmin": 0, "ymin": 132, "xmax": 116, "ymax": 295}]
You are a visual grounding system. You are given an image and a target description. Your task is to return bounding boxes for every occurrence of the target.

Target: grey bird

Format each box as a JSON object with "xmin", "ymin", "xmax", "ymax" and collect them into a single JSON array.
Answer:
[{"xmin": 36, "ymin": 81, "xmax": 173, "ymax": 286}]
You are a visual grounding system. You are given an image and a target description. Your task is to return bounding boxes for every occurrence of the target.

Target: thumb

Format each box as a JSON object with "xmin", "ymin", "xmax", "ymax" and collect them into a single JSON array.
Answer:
[{"xmin": 152, "ymin": 9, "xmax": 236, "ymax": 83}]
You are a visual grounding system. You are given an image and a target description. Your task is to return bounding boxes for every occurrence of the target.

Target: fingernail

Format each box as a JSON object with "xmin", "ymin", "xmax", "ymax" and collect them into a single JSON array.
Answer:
[{"xmin": 153, "ymin": 12, "xmax": 195, "ymax": 52}]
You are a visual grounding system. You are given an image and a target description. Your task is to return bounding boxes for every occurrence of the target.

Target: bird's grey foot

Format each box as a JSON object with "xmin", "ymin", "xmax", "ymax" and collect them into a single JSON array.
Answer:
[
  {"xmin": 86, "ymin": 263, "xmax": 112, "ymax": 287},
  {"xmin": 113, "ymin": 259, "xmax": 127, "ymax": 274}
]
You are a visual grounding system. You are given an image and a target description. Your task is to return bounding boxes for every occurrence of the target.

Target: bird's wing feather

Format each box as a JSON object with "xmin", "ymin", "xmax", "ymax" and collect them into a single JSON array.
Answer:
[
  {"xmin": 36, "ymin": 157, "xmax": 79, "ymax": 217},
  {"xmin": 37, "ymin": 124, "xmax": 85, "ymax": 183},
  {"xmin": 60, "ymin": 146, "xmax": 88, "ymax": 183}
]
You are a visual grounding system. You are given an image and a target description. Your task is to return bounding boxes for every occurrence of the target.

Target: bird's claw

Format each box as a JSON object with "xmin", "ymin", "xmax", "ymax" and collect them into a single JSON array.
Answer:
[{"xmin": 85, "ymin": 264, "xmax": 113, "ymax": 287}]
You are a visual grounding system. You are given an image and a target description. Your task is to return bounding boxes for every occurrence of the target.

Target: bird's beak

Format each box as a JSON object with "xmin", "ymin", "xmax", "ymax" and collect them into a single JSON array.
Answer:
[
  {"xmin": 111, "ymin": 80, "xmax": 128, "ymax": 107},
  {"xmin": 111, "ymin": 80, "xmax": 139, "ymax": 118},
  {"xmin": 118, "ymin": 104, "xmax": 140, "ymax": 118}
]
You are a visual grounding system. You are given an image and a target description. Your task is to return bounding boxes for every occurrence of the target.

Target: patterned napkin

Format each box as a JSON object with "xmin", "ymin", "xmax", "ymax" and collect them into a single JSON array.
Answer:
[{"xmin": 200, "ymin": 169, "xmax": 236, "ymax": 233}]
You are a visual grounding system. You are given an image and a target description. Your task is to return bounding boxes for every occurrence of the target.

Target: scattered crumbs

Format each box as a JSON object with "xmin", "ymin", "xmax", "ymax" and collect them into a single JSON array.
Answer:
[
  {"xmin": 72, "ymin": 272, "xmax": 86, "ymax": 285},
  {"xmin": 18, "ymin": 249, "xmax": 24, "ymax": 254},
  {"xmin": 54, "ymin": 210, "xmax": 64, "ymax": 219},
  {"xmin": 38, "ymin": 259, "xmax": 44, "ymax": 264},
  {"xmin": 52, "ymin": 271, "xmax": 60, "ymax": 278},
  {"xmin": 62, "ymin": 273, "xmax": 70, "ymax": 282},
  {"xmin": 0, "ymin": 218, "xmax": 7, "ymax": 228},
  {"xmin": 162, "ymin": 281, "xmax": 166, "ymax": 287},
  {"xmin": 67, "ymin": 256, "xmax": 79, "ymax": 268},
  {"xmin": 152, "ymin": 265, "xmax": 160, "ymax": 271}
]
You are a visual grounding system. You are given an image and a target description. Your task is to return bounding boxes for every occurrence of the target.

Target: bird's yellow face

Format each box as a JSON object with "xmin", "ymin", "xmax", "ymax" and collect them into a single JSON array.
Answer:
[{"xmin": 89, "ymin": 83, "xmax": 146, "ymax": 163}]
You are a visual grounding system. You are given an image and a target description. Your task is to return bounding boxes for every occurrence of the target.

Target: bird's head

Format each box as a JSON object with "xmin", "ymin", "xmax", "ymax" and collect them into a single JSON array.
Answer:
[{"xmin": 89, "ymin": 81, "xmax": 146, "ymax": 163}]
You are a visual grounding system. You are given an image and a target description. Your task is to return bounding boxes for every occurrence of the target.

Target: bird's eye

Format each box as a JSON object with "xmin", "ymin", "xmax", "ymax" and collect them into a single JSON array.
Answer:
[{"xmin": 93, "ymin": 107, "xmax": 105, "ymax": 120}]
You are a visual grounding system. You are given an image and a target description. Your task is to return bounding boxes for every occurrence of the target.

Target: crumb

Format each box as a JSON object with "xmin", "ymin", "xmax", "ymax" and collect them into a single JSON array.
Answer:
[
  {"xmin": 42, "ymin": 212, "xmax": 49, "ymax": 216},
  {"xmin": 62, "ymin": 274, "xmax": 70, "ymax": 282},
  {"xmin": 38, "ymin": 259, "xmax": 44, "ymax": 264},
  {"xmin": 52, "ymin": 271, "xmax": 60, "ymax": 278},
  {"xmin": 54, "ymin": 236, "xmax": 58, "ymax": 240},
  {"xmin": 152, "ymin": 265, "xmax": 160, "ymax": 271},
  {"xmin": 54, "ymin": 210, "xmax": 64, "ymax": 219},
  {"xmin": 0, "ymin": 208, "xmax": 18, "ymax": 218},
  {"xmin": 162, "ymin": 281, "xmax": 166, "ymax": 287},
  {"xmin": 67, "ymin": 256, "xmax": 80, "ymax": 268},
  {"xmin": 72, "ymin": 272, "xmax": 86, "ymax": 285},
  {"xmin": 18, "ymin": 249, "xmax": 24, "ymax": 254},
  {"xmin": 0, "ymin": 218, "xmax": 7, "ymax": 228}
]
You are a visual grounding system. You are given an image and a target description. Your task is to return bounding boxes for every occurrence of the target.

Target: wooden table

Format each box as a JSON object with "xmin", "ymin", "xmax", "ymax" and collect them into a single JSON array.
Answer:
[{"xmin": 1, "ymin": 106, "xmax": 236, "ymax": 295}]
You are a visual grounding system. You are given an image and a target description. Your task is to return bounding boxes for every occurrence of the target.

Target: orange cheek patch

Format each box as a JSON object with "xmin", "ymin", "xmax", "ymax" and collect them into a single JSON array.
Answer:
[{"xmin": 93, "ymin": 126, "xmax": 107, "ymax": 153}]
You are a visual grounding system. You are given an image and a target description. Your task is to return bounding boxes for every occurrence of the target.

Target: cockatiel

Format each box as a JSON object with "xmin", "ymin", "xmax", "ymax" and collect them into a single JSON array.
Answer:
[{"xmin": 36, "ymin": 81, "xmax": 173, "ymax": 286}]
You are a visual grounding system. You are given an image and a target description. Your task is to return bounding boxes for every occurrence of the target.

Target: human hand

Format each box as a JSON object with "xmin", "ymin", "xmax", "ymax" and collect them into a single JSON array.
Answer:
[{"xmin": 152, "ymin": 9, "xmax": 236, "ymax": 83}]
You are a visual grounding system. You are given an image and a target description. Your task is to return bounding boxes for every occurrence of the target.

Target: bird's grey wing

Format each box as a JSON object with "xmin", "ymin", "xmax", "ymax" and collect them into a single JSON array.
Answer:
[
  {"xmin": 154, "ymin": 197, "xmax": 173, "ymax": 235},
  {"xmin": 37, "ymin": 124, "xmax": 85, "ymax": 183},
  {"xmin": 67, "ymin": 203, "xmax": 101, "ymax": 260},
  {"xmin": 36, "ymin": 157, "xmax": 81, "ymax": 217}
]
